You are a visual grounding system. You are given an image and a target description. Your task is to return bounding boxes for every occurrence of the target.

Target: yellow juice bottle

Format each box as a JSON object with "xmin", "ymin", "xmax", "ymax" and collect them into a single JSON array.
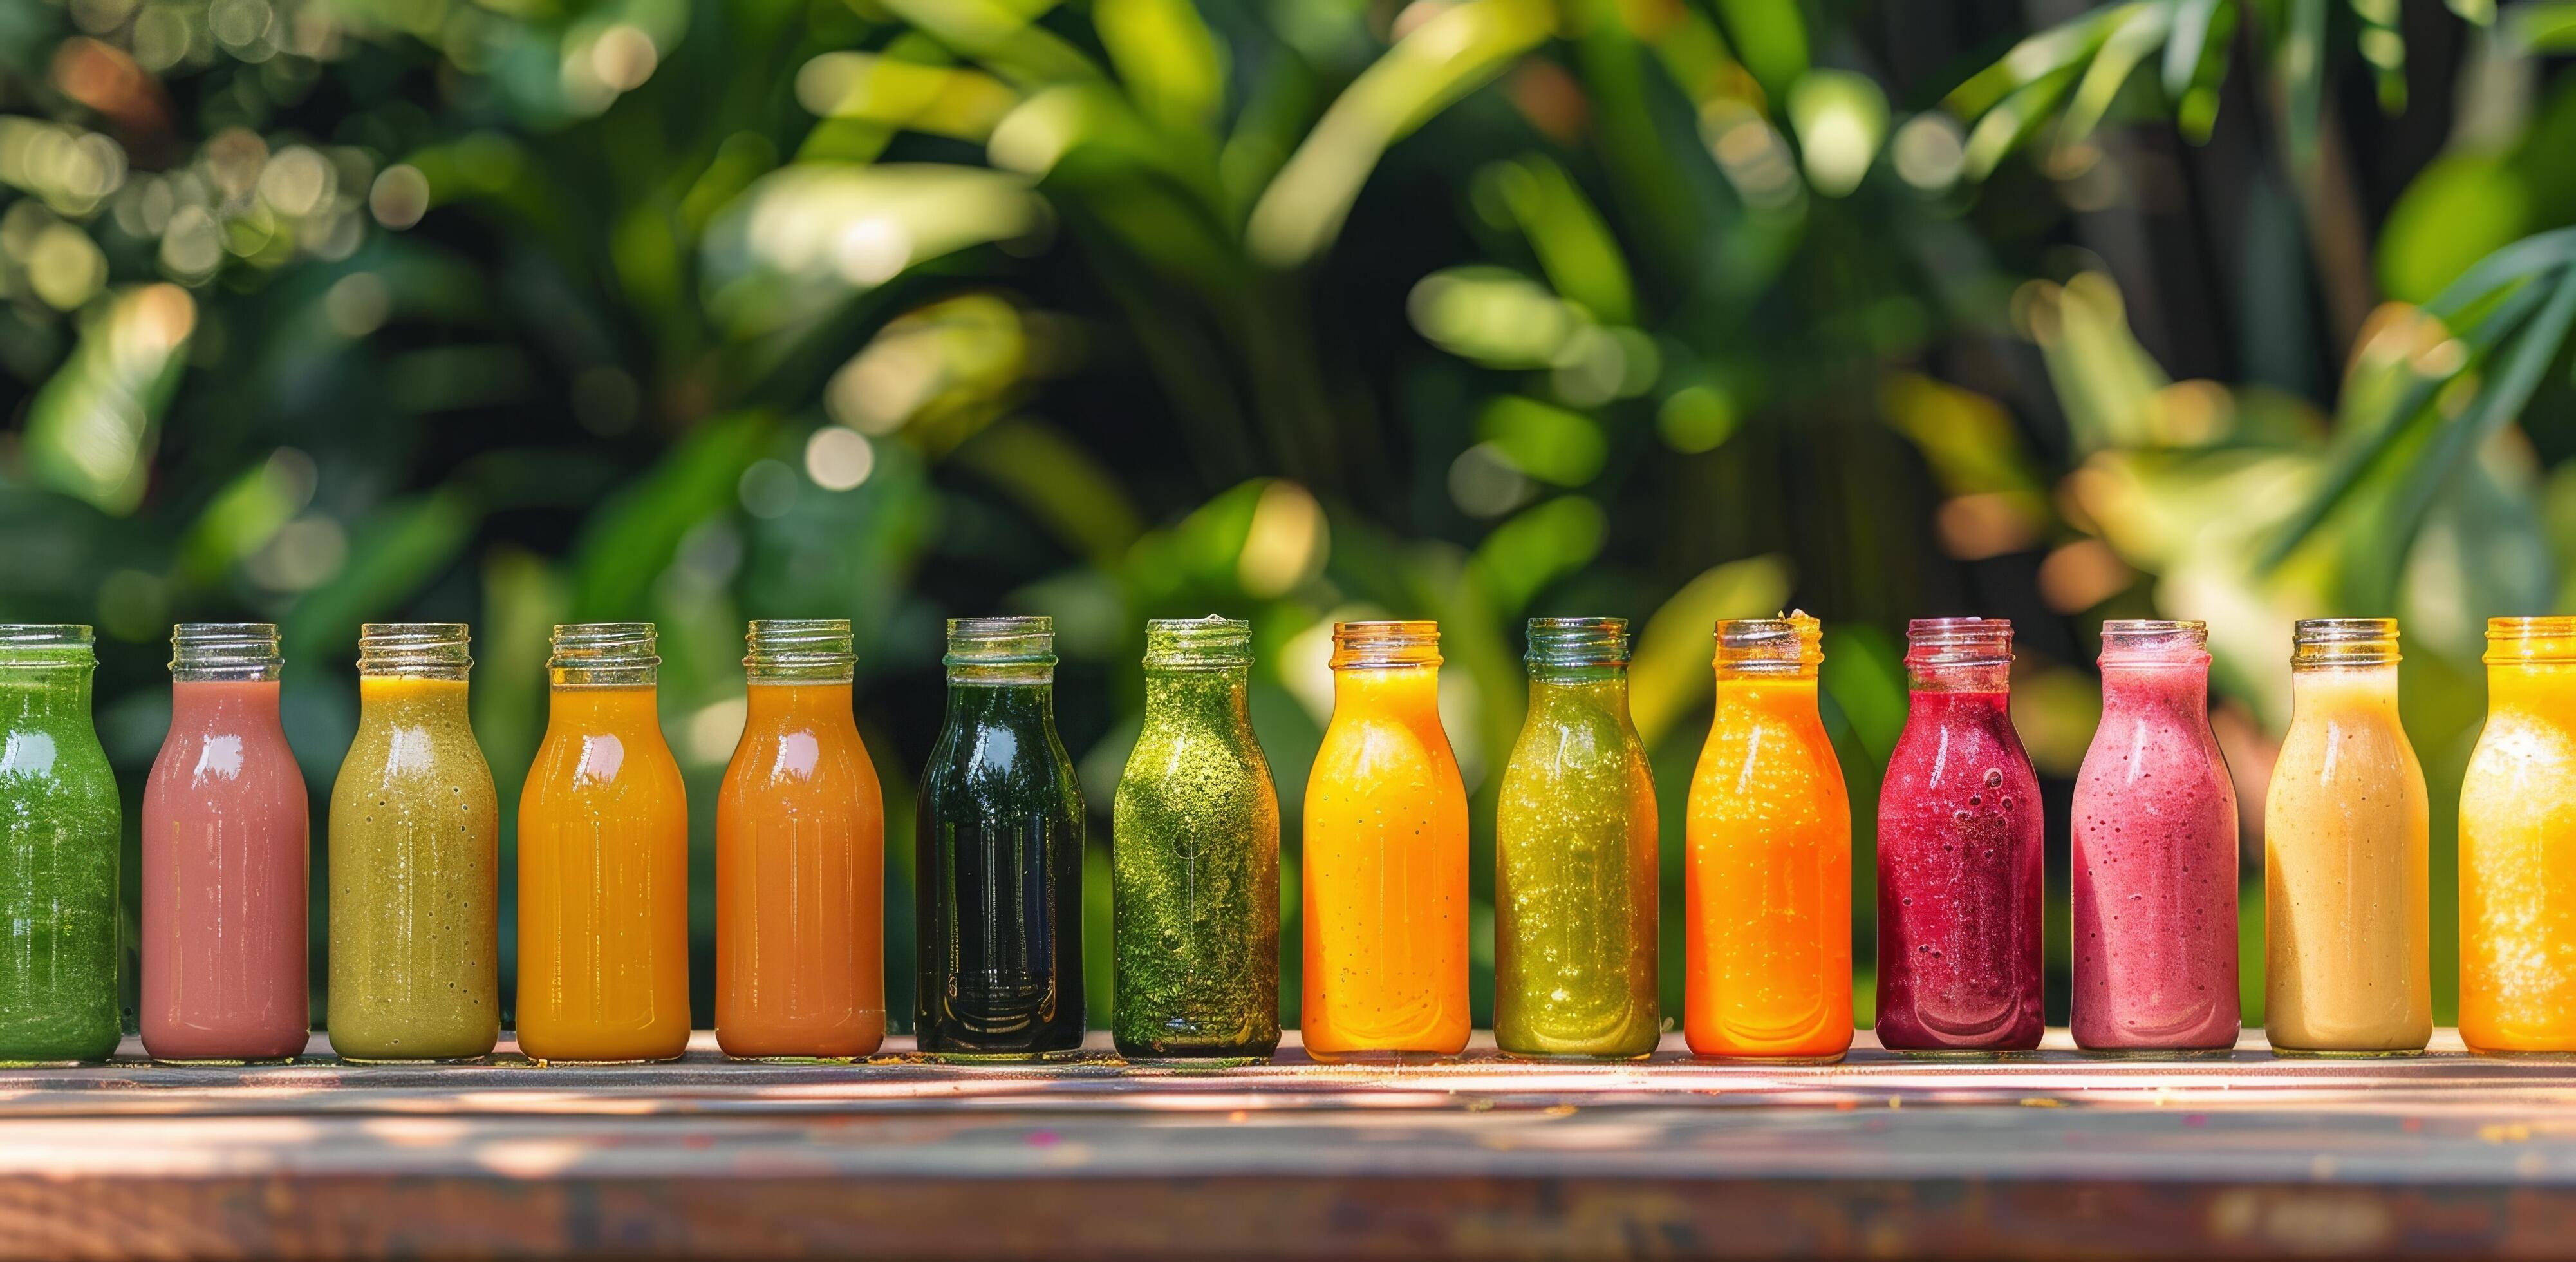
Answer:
[
  {"xmin": 1685, "ymin": 614, "xmax": 1851, "ymax": 1062},
  {"xmin": 2263, "ymin": 617, "xmax": 2431, "ymax": 1056},
  {"xmin": 2461, "ymin": 616, "xmax": 2576, "ymax": 1053},
  {"xmin": 515, "ymin": 623, "xmax": 691, "ymax": 1063},
  {"xmin": 1301, "ymin": 620, "xmax": 1469, "ymax": 1060}
]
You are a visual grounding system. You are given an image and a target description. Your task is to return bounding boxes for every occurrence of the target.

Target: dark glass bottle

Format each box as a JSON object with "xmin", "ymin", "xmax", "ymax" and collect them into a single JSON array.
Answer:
[
  {"xmin": 1111, "ymin": 617, "xmax": 1280, "ymax": 1059},
  {"xmin": 916, "ymin": 617, "xmax": 1086, "ymax": 1057}
]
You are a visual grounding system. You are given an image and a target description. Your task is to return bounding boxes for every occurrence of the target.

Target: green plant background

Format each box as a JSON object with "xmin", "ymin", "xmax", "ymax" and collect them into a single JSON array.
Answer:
[{"xmin": 3, "ymin": 0, "xmax": 2573, "ymax": 1033}]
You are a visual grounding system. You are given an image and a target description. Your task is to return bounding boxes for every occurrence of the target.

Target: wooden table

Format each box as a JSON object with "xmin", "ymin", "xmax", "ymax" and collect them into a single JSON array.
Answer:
[{"xmin": 5, "ymin": 1030, "xmax": 2575, "ymax": 1259}]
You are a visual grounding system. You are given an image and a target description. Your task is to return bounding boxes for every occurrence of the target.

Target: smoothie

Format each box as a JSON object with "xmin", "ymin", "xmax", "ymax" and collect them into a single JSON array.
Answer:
[
  {"xmin": 2264, "ymin": 618, "xmax": 2431, "ymax": 1055},
  {"xmin": 717, "ymin": 619, "xmax": 886, "ymax": 1060},
  {"xmin": 1876, "ymin": 618, "xmax": 2043, "ymax": 1053},
  {"xmin": 2069, "ymin": 620, "xmax": 2239, "ymax": 1052},
  {"xmin": 141, "ymin": 625, "xmax": 308, "ymax": 1063},
  {"xmin": 2461, "ymin": 616, "xmax": 2576, "ymax": 1052},
  {"xmin": 0, "ymin": 625, "xmax": 120, "ymax": 1064}
]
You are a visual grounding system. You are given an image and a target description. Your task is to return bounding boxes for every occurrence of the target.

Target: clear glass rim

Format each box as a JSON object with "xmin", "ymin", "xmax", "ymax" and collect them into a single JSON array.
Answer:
[
  {"xmin": 2484, "ymin": 616, "xmax": 2576, "ymax": 664},
  {"xmin": 1331, "ymin": 619, "xmax": 1440, "ymax": 669},
  {"xmin": 747, "ymin": 618, "xmax": 855, "ymax": 681},
  {"xmin": 1905, "ymin": 616, "xmax": 2012, "ymax": 669},
  {"xmin": 171, "ymin": 622, "xmax": 283, "ymax": 681},
  {"xmin": 0, "ymin": 623, "xmax": 95, "ymax": 668},
  {"xmin": 1145, "ymin": 616, "xmax": 1251, "ymax": 670},
  {"xmin": 2293, "ymin": 617, "xmax": 2398, "ymax": 667},
  {"xmin": 2098, "ymin": 618, "xmax": 2208, "ymax": 667},
  {"xmin": 1526, "ymin": 616, "xmax": 1627, "ymax": 670},
  {"xmin": 1716, "ymin": 612, "xmax": 1822, "ymax": 674},
  {"xmin": 358, "ymin": 622, "xmax": 472, "ymax": 679}
]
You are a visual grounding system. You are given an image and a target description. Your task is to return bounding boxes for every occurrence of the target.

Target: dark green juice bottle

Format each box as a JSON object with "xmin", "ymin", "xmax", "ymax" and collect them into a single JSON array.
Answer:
[
  {"xmin": 1111, "ymin": 617, "xmax": 1280, "ymax": 1059},
  {"xmin": 0, "ymin": 625, "xmax": 122, "ymax": 1064},
  {"xmin": 916, "ymin": 617, "xmax": 1085, "ymax": 1057},
  {"xmin": 1495, "ymin": 617, "xmax": 1661, "ymax": 1059}
]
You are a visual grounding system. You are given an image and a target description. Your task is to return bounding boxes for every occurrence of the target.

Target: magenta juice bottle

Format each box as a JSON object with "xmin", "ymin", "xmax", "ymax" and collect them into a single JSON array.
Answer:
[
  {"xmin": 1876, "ymin": 617, "xmax": 2043, "ymax": 1053},
  {"xmin": 2070, "ymin": 620, "xmax": 2239, "ymax": 1053},
  {"xmin": 141, "ymin": 624, "xmax": 310, "ymax": 1062}
]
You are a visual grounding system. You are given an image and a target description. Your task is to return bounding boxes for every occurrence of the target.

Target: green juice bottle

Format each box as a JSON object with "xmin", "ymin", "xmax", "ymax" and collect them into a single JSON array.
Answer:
[
  {"xmin": 1111, "ymin": 617, "xmax": 1280, "ymax": 1059},
  {"xmin": 1494, "ymin": 616, "xmax": 1661, "ymax": 1060},
  {"xmin": 327, "ymin": 624, "xmax": 500, "ymax": 1062},
  {"xmin": 0, "ymin": 625, "xmax": 121, "ymax": 1064}
]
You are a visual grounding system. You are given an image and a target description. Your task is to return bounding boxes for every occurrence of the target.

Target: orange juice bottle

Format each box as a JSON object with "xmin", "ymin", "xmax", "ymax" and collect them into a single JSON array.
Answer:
[
  {"xmin": 1685, "ymin": 614, "xmax": 1852, "ymax": 1061},
  {"xmin": 1301, "ymin": 620, "xmax": 1470, "ymax": 1060},
  {"xmin": 716, "ymin": 619, "xmax": 885, "ymax": 1059},
  {"xmin": 515, "ymin": 622, "xmax": 691, "ymax": 1063}
]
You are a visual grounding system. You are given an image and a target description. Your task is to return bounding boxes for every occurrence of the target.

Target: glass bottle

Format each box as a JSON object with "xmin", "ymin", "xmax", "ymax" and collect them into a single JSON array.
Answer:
[
  {"xmin": 2069, "ymin": 619, "xmax": 2239, "ymax": 1054},
  {"xmin": 0, "ymin": 625, "xmax": 119, "ymax": 1064},
  {"xmin": 2265, "ymin": 617, "xmax": 2431, "ymax": 1056},
  {"xmin": 716, "ymin": 619, "xmax": 886, "ymax": 1060},
  {"xmin": 1685, "ymin": 613, "xmax": 1851, "ymax": 1062},
  {"xmin": 142, "ymin": 623, "xmax": 308, "ymax": 1064},
  {"xmin": 916, "ymin": 616, "xmax": 1085, "ymax": 1057},
  {"xmin": 2462, "ymin": 616, "xmax": 2576, "ymax": 1053},
  {"xmin": 1875, "ymin": 617, "xmax": 2044, "ymax": 1053},
  {"xmin": 328, "ymin": 623, "xmax": 499, "ymax": 1062},
  {"xmin": 1495, "ymin": 617, "xmax": 1658, "ymax": 1059},
  {"xmin": 1112, "ymin": 616, "xmax": 1280, "ymax": 1060},
  {"xmin": 1301, "ymin": 620, "xmax": 1470, "ymax": 1060},
  {"xmin": 516, "ymin": 623, "xmax": 691, "ymax": 1064}
]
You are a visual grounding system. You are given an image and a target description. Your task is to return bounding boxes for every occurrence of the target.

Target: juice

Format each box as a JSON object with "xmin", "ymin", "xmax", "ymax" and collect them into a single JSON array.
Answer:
[
  {"xmin": 140, "ymin": 625, "xmax": 308, "ymax": 1063},
  {"xmin": 1302, "ymin": 621, "xmax": 1470, "ymax": 1060},
  {"xmin": 1685, "ymin": 614, "xmax": 1851, "ymax": 1062},
  {"xmin": 716, "ymin": 619, "xmax": 885, "ymax": 1060},
  {"xmin": 516, "ymin": 623, "xmax": 690, "ymax": 1064},
  {"xmin": 328, "ymin": 624, "xmax": 499, "ymax": 1062},
  {"xmin": 1495, "ymin": 617, "xmax": 1658, "ymax": 1059},
  {"xmin": 1112, "ymin": 617, "xmax": 1280, "ymax": 1059},
  {"xmin": 2069, "ymin": 620, "xmax": 2239, "ymax": 1052},
  {"xmin": 2461, "ymin": 616, "xmax": 2576, "ymax": 1053},
  {"xmin": 0, "ymin": 625, "xmax": 119, "ymax": 1064},
  {"xmin": 1876, "ymin": 617, "xmax": 2043, "ymax": 1053},
  {"xmin": 2264, "ymin": 617, "xmax": 2431, "ymax": 1055},
  {"xmin": 916, "ymin": 617, "xmax": 1085, "ymax": 1057}
]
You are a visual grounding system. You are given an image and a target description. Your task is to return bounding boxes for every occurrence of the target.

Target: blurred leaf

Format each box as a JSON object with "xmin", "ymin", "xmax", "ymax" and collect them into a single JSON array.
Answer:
[
  {"xmin": 23, "ymin": 285, "xmax": 194, "ymax": 516},
  {"xmin": 2508, "ymin": 0, "xmax": 2576, "ymax": 48},
  {"xmin": 1486, "ymin": 155, "xmax": 1636, "ymax": 325},
  {"xmin": 877, "ymin": 0, "xmax": 1102, "ymax": 86},
  {"xmin": 279, "ymin": 491, "xmax": 483, "ymax": 668},
  {"xmin": 2349, "ymin": 0, "xmax": 2408, "ymax": 114},
  {"xmin": 948, "ymin": 417, "xmax": 1148, "ymax": 568},
  {"xmin": 1479, "ymin": 395, "xmax": 1607, "ymax": 485},
  {"xmin": 1881, "ymin": 372, "xmax": 2046, "ymax": 494},
  {"xmin": 1467, "ymin": 494, "xmax": 1607, "ymax": 613},
  {"xmin": 2283, "ymin": 0, "xmax": 2326, "ymax": 171},
  {"xmin": 175, "ymin": 450, "xmax": 316, "ymax": 586},
  {"xmin": 1711, "ymin": 0, "xmax": 1810, "ymax": 91},
  {"xmin": 1628, "ymin": 554, "xmax": 1795, "ymax": 746},
  {"xmin": 2056, "ymin": 3, "xmax": 2172, "ymax": 147},
  {"xmin": 2376, "ymin": 153, "xmax": 2532, "ymax": 303},
  {"xmin": 567, "ymin": 413, "xmax": 777, "ymax": 619},
  {"xmin": 796, "ymin": 52, "xmax": 1022, "ymax": 141},
  {"xmin": 1094, "ymin": 0, "xmax": 1228, "ymax": 132},
  {"xmin": 1246, "ymin": 0, "xmax": 1556, "ymax": 265}
]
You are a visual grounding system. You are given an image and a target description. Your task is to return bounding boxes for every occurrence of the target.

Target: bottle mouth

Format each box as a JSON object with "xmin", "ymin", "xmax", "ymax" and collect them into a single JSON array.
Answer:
[
  {"xmin": 2485, "ymin": 616, "xmax": 2576, "ymax": 665},
  {"xmin": 359, "ymin": 623, "xmax": 472, "ymax": 678},
  {"xmin": 0, "ymin": 623, "xmax": 95, "ymax": 669},
  {"xmin": 2097, "ymin": 618, "xmax": 2208, "ymax": 668},
  {"xmin": 947, "ymin": 616, "xmax": 1055, "ymax": 683},
  {"xmin": 1716, "ymin": 612, "xmax": 1822, "ymax": 674},
  {"xmin": 1144, "ymin": 616, "xmax": 1251, "ymax": 670},
  {"xmin": 2292, "ymin": 617, "xmax": 2398, "ymax": 667},
  {"xmin": 1526, "ymin": 617, "xmax": 1627, "ymax": 670},
  {"xmin": 1905, "ymin": 617, "xmax": 2013, "ymax": 669},
  {"xmin": 1330, "ymin": 619, "xmax": 1440, "ymax": 670},
  {"xmin": 171, "ymin": 623, "xmax": 283, "ymax": 680},
  {"xmin": 747, "ymin": 619, "xmax": 855, "ymax": 680},
  {"xmin": 550, "ymin": 622, "xmax": 660, "ymax": 684}
]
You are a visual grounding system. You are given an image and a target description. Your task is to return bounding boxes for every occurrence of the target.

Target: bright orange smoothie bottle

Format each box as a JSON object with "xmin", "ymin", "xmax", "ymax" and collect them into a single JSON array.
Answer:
[
  {"xmin": 2461, "ymin": 616, "xmax": 2576, "ymax": 1053},
  {"xmin": 1685, "ymin": 614, "xmax": 1852, "ymax": 1061},
  {"xmin": 515, "ymin": 622, "xmax": 691, "ymax": 1063},
  {"xmin": 1301, "ymin": 620, "xmax": 1470, "ymax": 1060},
  {"xmin": 715, "ymin": 619, "xmax": 885, "ymax": 1059}
]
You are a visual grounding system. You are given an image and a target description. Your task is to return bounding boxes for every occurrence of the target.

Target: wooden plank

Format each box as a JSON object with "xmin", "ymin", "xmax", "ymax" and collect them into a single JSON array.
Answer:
[{"xmin": 3, "ymin": 1031, "xmax": 2575, "ymax": 1258}]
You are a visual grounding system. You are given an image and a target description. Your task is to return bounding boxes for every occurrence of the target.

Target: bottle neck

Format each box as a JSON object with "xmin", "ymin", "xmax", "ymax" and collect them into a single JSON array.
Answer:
[
  {"xmin": 172, "ymin": 675, "xmax": 283, "ymax": 724},
  {"xmin": 359, "ymin": 673, "xmax": 472, "ymax": 719},
  {"xmin": 1528, "ymin": 661, "xmax": 1627, "ymax": 687},
  {"xmin": 1143, "ymin": 664, "xmax": 1251, "ymax": 727},
  {"xmin": 944, "ymin": 674, "xmax": 1055, "ymax": 727},
  {"xmin": 2290, "ymin": 661, "xmax": 2399, "ymax": 711},
  {"xmin": 0, "ymin": 663, "xmax": 94, "ymax": 724},
  {"xmin": 1906, "ymin": 662, "xmax": 2010, "ymax": 694},
  {"xmin": 746, "ymin": 677, "xmax": 856, "ymax": 726},
  {"xmin": 1332, "ymin": 661, "xmax": 1439, "ymax": 712},
  {"xmin": 2100, "ymin": 659, "xmax": 2211, "ymax": 710},
  {"xmin": 548, "ymin": 679, "xmax": 660, "ymax": 723}
]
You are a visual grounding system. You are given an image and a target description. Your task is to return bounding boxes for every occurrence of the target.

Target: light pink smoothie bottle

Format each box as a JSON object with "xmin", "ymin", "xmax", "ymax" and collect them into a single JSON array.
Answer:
[
  {"xmin": 2070, "ymin": 618, "xmax": 2240, "ymax": 1053},
  {"xmin": 141, "ymin": 623, "xmax": 310, "ymax": 1062}
]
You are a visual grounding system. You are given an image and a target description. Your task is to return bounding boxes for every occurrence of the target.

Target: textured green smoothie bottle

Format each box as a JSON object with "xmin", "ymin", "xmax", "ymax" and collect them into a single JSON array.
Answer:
[
  {"xmin": 0, "ymin": 624, "xmax": 121, "ymax": 1064},
  {"xmin": 1111, "ymin": 617, "xmax": 1280, "ymax": 1059},
  {"xmin": 1495, "ymin": 617, "xmax": 1660, "ymax": 1059}
]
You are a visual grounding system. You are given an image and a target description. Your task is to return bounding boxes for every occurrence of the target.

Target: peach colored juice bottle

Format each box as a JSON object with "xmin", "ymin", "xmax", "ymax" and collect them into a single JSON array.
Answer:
[
  {"xmin": 2459, "ymin": 616, "xmax": 2576, "ymax": 1053},
  {"xmin": 516, "ymin": 623, "xmax": 691, "ymax": 1063},
  {"xmin": 328, "ymin": 624, "xmax": 499, "ymax": 1062},
  {"xmin": 1685, "ymin": 614, "xmax": 1851, "ymax": 1062},
  {"xmin": 716, "ymin": 619, "xmax": 885, "ymax": 1060},
  {"xmin": 2264, "ymin": 617, "xmax": 2431, "ymax": 1056},
  {"xmin": 142, "ymin": 623, "xmax": 308, "ymax": 1064},
  {"xmin": 1301, "ymin": 620, "xmax": 1469, "ymax": 1060}
]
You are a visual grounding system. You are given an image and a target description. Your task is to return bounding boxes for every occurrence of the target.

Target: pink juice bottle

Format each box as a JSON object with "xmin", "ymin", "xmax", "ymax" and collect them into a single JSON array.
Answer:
[
  {"xmin": 2070, "ymin": 619, "xmax": 2239, "ymax": 1053},
  {"xmin": 141, "ymin": 623, "xmax": 310, "ymax": 1063},
  {"xmin": 1876, "ymin": 617, "xmax": 2044, "ymax": 1053}
]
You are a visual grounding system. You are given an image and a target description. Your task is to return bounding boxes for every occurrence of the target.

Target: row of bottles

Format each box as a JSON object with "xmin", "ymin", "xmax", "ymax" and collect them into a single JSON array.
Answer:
[{"xmin": 3, "ymin": 608, "xmax": 2569, "ymax": 1065}]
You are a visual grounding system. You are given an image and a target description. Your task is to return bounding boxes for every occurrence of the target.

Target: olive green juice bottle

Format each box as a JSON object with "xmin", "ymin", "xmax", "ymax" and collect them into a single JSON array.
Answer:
[
  {"xmin": 328, "ymin": 624, "xmax": 501, "ymax": 1061},
  {"xmin": 1111, "ymin": 617, "xmax": 1280, "ymax": 1059},
  {"xmin": 0, "ymin": 625, "xmax": 120, "ymax": 1064},
  {"xmin": 1494, "ymin": 617, "xmax": 1661, "ymax": 1059}
]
